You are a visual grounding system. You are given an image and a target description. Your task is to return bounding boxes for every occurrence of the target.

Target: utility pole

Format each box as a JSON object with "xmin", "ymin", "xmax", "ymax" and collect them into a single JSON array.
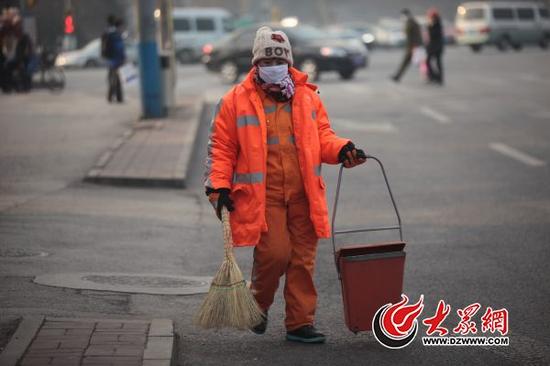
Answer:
[
  {"xmin": 137, "ymin": 0, "xmax": 165, "ymax": 118},
  {"xmin": 158, "ymin": 0, "xmax": 176, "ymax": 110}
]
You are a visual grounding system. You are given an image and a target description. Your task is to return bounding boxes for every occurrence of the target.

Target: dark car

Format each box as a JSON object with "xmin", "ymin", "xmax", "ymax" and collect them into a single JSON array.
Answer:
[{"xmin": 202, "ymin": 24, "xmax": 368, "ymax": 83}]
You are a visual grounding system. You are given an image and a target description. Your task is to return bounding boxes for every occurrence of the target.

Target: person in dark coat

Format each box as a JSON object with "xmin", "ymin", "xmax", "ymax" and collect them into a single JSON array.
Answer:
[
  {"xmin": 103, "ymin": 15, "xmax": 126, "ymax": 103},
  {"xmin": 2, "ymin": 18, "xmax": 32, "ymax": 92},
  {"xmin": 391, "ymin": 8, "xmax": 423, "ymax": 83},
  {"xmin": 426, "ymin": 8, "xmax": 445, "ymax": 84},
  {"xmin": 13, "ymin": 20, "xmax": 33, "ymax": 92}
]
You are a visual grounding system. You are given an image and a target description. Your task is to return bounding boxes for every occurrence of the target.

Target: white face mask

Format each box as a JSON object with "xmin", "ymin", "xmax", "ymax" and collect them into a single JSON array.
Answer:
[{"xmin": 258, "ymin": 64, "xmax": 288, "ymax": 84}]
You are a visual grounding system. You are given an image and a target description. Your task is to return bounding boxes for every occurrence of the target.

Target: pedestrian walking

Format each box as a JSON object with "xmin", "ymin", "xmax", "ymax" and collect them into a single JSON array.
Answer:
[
  {"xmin": 12, "ymin": 19, "xmax": 33, "ymax": 92},
  {"xmin": 102, "ymin": 15, "xmax": 126, "ymax": 103},
  {"xmin": 204, "ymin": 26, "xmax": 366, "ymax": 344},
  {"xmin": 1, "ymin": 9, "xmax": 31, "ymax": 93},
  {"xmin": 391, "ymin": 9, "xmax": 423, "ymax": 83},
  {"xmin": 426, "ymin": 8, "xmax": 445, "ymax": 85}
]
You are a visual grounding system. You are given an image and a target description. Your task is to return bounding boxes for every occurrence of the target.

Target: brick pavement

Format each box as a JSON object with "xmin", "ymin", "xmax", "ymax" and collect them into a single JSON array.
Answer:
[
  {"xmin": 85, "ymin": 98, "xmax": 202, "ymax": 188},
  {"xmin": 16, "ymin": 318, "xmax": 173, "ymax": 366}
]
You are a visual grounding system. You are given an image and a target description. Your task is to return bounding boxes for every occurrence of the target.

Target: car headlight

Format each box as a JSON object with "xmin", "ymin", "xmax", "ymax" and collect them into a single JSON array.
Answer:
[
  {"xmin": 55, "ymin": 56, "xmax": 67, "ymax": 67},
  {"xmin": 362, "ymin": 33, "xmax": 375, "ymax": 44},
  {"xmin": 320, "ymin": 47, "xmax": 347, "ymax": 57}
]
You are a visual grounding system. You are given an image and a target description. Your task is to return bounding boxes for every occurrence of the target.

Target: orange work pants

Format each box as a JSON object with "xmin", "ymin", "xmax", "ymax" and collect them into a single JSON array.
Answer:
[{"xmin": 251, "ymin": 197, "xmax": 319, "ymax": 331}]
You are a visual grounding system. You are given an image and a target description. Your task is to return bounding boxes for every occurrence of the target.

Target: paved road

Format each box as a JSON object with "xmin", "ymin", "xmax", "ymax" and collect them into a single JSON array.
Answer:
[{"xmin": 1, "ymin": 46, "xmax": 549, "ymax": 365}]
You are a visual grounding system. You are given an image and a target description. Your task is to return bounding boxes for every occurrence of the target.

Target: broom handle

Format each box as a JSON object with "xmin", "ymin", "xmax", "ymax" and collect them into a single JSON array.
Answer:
[{"xmin": 221, "ymin": 207, "xmax": 234, "ymax": 253}]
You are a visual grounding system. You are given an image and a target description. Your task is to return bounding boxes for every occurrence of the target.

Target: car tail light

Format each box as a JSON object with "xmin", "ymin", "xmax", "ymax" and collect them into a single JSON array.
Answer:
[
  {"xmin": 480, "ymin": 26, "xmax": 491, "ymax": 34},
  {"xmin": 202, "ymin": 44, "xmax": 213, "ymax": 55}
]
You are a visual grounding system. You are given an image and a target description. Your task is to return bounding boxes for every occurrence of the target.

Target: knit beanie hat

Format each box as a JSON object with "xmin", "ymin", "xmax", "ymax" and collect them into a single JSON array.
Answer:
[{"xmin": 252, "ymin": 26, "xmax": 293, "ymax": 66}]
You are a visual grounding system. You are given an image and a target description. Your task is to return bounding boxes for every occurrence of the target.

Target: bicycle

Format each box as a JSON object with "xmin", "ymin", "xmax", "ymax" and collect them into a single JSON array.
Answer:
[{"xmin": 30, "ymin": 47, "xmax": 65, "ymax": 92}]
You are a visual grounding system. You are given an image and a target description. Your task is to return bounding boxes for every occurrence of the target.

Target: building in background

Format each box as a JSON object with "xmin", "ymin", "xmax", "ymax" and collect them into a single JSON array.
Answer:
[
  {"xmin": 1, "ymin": 0, "xmax": 133, "ymax": 51},
  {"xmin": 2, "ymin": 0, "xmax": 547, "ymax": 52}
]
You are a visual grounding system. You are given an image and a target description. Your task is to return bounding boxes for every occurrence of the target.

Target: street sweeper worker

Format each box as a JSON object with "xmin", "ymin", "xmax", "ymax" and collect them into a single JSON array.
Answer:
[{"xmin": 204, "ymin": 26, "xmax": 366, "ymax": 344}]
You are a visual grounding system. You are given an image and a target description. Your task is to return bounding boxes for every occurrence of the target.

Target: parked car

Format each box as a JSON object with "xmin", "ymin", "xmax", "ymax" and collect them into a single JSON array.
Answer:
[
  {"xmin": 202, "ymin": 24, "xmax": 368, "ymax": 83},
  {"xmin": 326, "ymin": 22, "xmax": 377, "ymax": 50},
  {"xmin": 374, "ymin": 18, "xmax": 406, "ymax": 48},
  {"xmin": 55, "ymin": 38, "xmax": 138, "ymax": 68},
  {"xmin": 172, "ymin": 7, "xmax": 235, "ymax": 64},
  {"xmin": 455, "ymin": 1, "xmax": 550, "ymax": 52},
  {"xmin": 55, "ymin": 38, "xmax": 104, "ymax": 68}
]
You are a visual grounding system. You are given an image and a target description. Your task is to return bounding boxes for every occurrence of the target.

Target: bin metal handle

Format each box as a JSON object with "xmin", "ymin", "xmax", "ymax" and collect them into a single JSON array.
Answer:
[{"xmin": 331, "ymin": 155, "xmax": 403, "ymax": 270}]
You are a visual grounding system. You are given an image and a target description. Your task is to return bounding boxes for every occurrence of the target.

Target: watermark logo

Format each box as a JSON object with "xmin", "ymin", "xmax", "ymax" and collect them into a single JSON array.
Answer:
[
  {"xmin": 372, "ymin": 295, "xmax": 509, "ymax": 348},
  {"xmin": 372, "ymin": 294, "xmax": 424, "ymax": 349}
]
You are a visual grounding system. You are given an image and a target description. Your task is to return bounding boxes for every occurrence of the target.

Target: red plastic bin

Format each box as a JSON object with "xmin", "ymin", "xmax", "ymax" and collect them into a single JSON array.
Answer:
[
  {"xmin": 331, "ymin": 156, "xmax": 406, "ymax": 333},
  {"xmin": 336, "ymin": 241, "xmax": 406, "ymax": 332}
]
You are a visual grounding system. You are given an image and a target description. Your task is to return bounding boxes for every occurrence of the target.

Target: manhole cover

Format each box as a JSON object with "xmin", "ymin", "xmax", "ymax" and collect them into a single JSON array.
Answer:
[
  {"xmin": 33, "ymin": 272, "xmax": 212, "ymax": 295},
  {"xmin": 0, "ymin": 248, "xmax": 50, "ymax": 258},
  {"xmin": 82, "ymin": 275, "xmax": 204, "ymax": 288}
]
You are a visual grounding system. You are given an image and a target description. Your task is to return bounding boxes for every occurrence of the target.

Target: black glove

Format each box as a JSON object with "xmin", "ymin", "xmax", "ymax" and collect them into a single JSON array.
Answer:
[
  {"xmin": 338, "ymin": 142, "xmax": 367, "ymax": 167},
  {"xmin": 206, "ymin": 188, "xmax": 234, "ymax": 220}
]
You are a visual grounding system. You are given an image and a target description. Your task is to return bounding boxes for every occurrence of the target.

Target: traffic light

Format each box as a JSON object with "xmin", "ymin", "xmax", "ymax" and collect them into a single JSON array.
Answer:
[{"xmin": 64, "ymin": 11, "xmax": 74, "ymax": 34}]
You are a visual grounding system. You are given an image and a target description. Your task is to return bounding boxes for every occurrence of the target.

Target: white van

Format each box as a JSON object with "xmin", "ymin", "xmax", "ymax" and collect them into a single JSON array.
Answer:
[
  {"xmin": 172, "ymin": 7, "xmax": 234, "ymax": 63},
  {"xmin": 455, "ymin": 1, "xmax": 550, "ymax": 52}
]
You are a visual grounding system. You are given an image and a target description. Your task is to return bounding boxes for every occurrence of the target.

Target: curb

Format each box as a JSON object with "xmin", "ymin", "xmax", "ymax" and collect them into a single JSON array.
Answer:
[
  {"xmin": 84, "ymin": 99, "xmax": 203, "ymax": 189},
  {"xmin": 0, "ymin": 316, "xmax": 44, "ymax": 366},
  {"xmin": 143, "ymin": 319, "xmax": 175, "ymax": 366}
]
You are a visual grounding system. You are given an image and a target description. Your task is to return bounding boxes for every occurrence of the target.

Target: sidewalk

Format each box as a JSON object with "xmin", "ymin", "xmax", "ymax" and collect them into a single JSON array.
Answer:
[
  {"xmin": 0, "ymin": 317, "xmax": 174, "ymax": 366},
  {"xmin": 85, "ymin": 97, "xmax": 204, "ymax": 188}
]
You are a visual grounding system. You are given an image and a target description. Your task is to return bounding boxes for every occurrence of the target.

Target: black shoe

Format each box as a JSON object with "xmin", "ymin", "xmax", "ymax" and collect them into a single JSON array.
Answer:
[
  {"xmin": 286, "ymin": 325, "xmax": 326, "ymax": 344},
  {"xmin": 251, "ymin": 312, "xmax": 268, "ymax": 335},
  {"xmin": 390, "ymin": 75, "xmax": 400, "ymax": 83}
]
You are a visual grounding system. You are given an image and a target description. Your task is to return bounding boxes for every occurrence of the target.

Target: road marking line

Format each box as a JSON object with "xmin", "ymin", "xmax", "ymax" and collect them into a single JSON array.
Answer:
[
  {"xmin": 489, "ymin": 142, "xmax": 546, "ymax": 167},
  {"xmin": 420, "ymin": 106, "xmax": 452, "ymax": 124},
  {"xmin": 332, "ymin": 119, "xmax": 397, "ymax": 133}
]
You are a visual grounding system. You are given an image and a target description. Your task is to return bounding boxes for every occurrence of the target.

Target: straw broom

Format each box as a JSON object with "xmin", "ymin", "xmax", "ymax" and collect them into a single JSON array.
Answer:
[{"xmin": 195, "ymin": 207, "xmax": 264, "ymax": 329}]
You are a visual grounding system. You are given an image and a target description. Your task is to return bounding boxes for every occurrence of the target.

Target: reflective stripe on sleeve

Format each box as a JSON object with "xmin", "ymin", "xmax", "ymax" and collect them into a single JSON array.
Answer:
[
  {"xmin": 204, "ymin": 99, "xmax": 223, "ymax": 188},
  {"xmin": 233, "ymin": 172, "xmax": 264, "ymax": 184}
]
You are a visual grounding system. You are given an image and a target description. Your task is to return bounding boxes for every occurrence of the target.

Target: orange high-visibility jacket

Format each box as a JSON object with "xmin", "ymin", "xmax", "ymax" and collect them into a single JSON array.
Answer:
[{"xmin": 204, "ymin": 67, "xmax": 349, "ymax": 246}]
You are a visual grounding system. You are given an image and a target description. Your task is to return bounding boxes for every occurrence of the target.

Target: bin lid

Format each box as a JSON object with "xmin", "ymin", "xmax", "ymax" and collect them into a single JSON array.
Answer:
[{"xmin": 336, "ymin": 241, "xmax": 405, "ymax": 259}]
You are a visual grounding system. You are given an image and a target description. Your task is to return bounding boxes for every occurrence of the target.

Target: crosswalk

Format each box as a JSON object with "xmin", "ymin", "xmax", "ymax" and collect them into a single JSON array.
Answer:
[
  {"xmin": 177, "ymin": 64, "xmax": 549, "ymax": 170},
  {"xmin": 489, "ymin": 142, "xmax": 546, "ymax": 167},
  {"xmin": 420, "ymin": 106, "xmax": 452, "ymax": 124},
  {"xmin": 316, "ymin": 67, "xmax": 549, "ymax": 168}
]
